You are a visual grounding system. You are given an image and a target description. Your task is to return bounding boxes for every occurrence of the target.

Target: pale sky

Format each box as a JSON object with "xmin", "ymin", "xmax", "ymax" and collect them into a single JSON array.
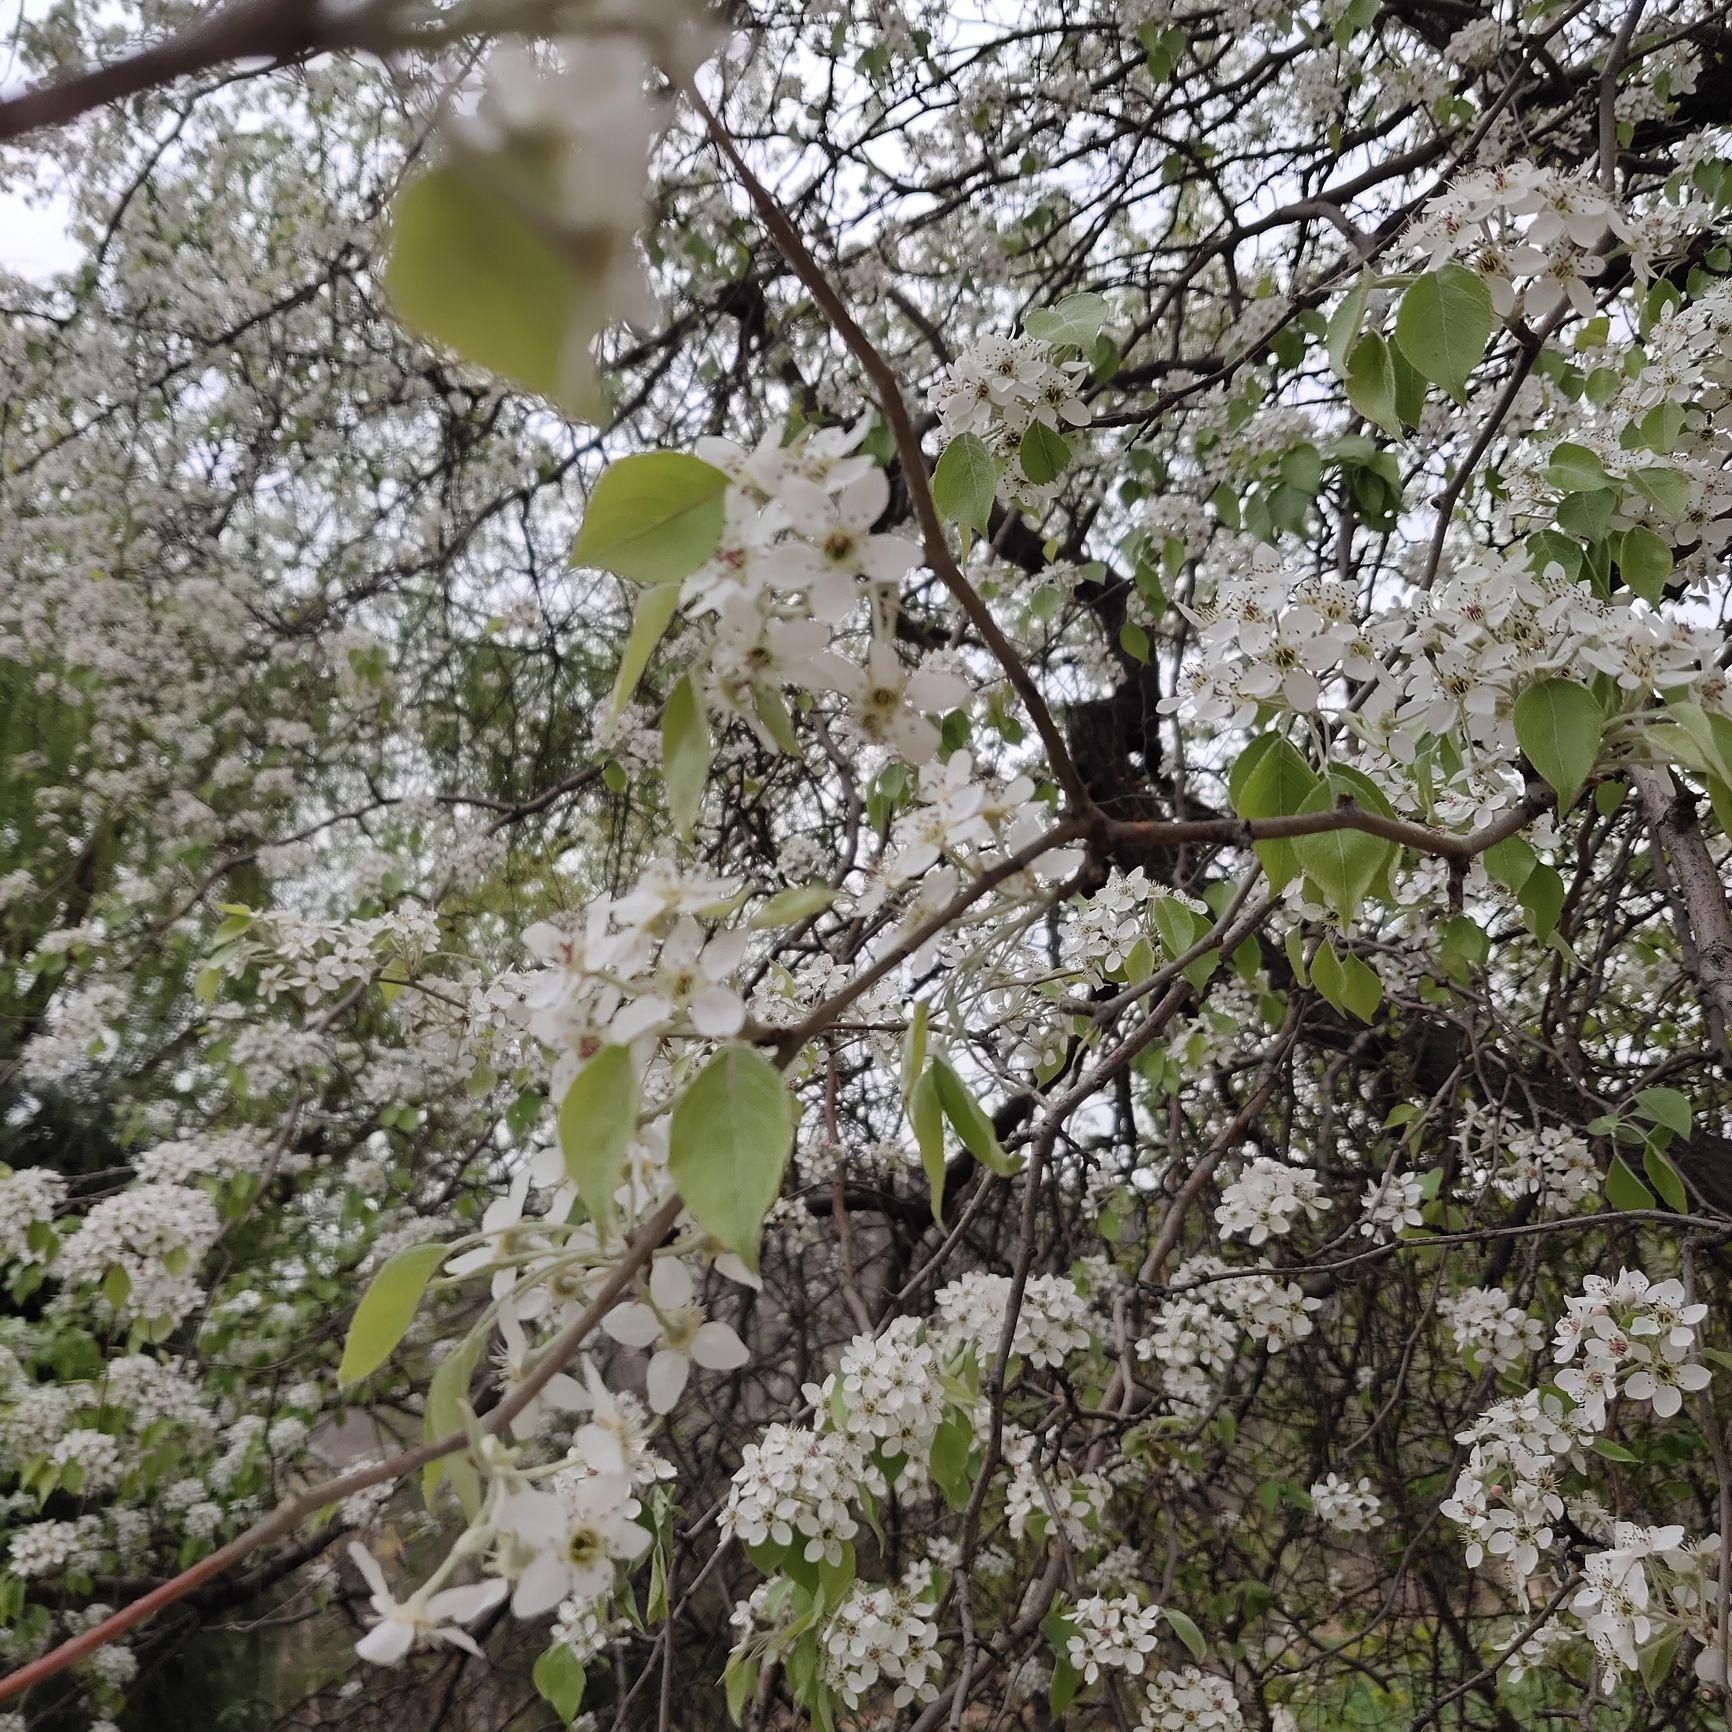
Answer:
[{"xmin": 1, "ymin": 0, "xmax": 79, "ymax": 280}]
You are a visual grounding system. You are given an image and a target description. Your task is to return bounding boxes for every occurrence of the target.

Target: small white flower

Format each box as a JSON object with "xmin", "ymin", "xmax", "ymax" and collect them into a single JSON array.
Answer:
[
  {"xmin": 348, "ymin": 1543, "xmax": 507, "ymax": 1665},
  {"xmin": 602, "ymin": 1257, "xmax": 749, "ymax": 1412}
]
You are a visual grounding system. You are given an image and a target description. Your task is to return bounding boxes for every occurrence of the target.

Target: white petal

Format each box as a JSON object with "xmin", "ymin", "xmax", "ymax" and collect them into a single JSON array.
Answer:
[
  {"xmin": 427, "ymin": 1578, "xmax": 509, "ymax": 1624},
  {"xmin": 574, "ymin": 1421, "xmax": 627, "ymax": 1477},
  {"xmin": 541, "ymin": 1372, "xmax": 590, "ymax": 1413},
  {"xmin": 511, "ymin": 1553, "xmax": 571, "ymax": 1620},
  {"xmin": 601, "ymin": 1302, "xmax": 660, "ymax": 1348},
  {"xmin": 348, "ymin": 1542, "xmax": 389, "ymax": 1599},
  {"xmin": 859, "ymin": 534, "xmax": 920, "ymax": 582},
  {"xmin": 714, "ymin": 1250, "xmax": 762, "ymax": 1291},
  {"xmin": 357, "ymin": 1617, "xmax": 416, "ymax": 1665},
  {"xmin": 650, "ymin": 1256, "xmax": 693, "ymax": 1310},
  {"xmin": 646, "ymin": 1348, "xmax": 691, "ymax": 1413},
  {"xmin": 689, "ymin": 984, "xmax": 746, "ymax": 1037},
  {"xmin": 691, "ymin": 1320, "xmax": 749, "ymax": 1371},
  {"xmin": 904, "ymin": 670, "xmax": 970, "ymax": 712}
]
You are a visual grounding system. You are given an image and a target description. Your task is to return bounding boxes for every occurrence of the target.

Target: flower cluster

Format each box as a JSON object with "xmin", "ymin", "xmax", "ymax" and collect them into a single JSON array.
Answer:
[
  {"xmin": 1442, "ymin": 1269, "xmax": 1717, "ymax": 1678},
  {"xmin": 826, "ymin": 1317, "xmax": 946, "ymax": 1457},
  {"xmin": 1214, "ymin": 1156, "xmax": 1331, "ymax": 1246},
  {"xmin": 821, "ymin": 1583, "xmax": 943, "ymax": 1708},
  {"xmin": 1311, "ymin": 1473, "xmax": 1384, "ymax": 1534},
  {"xmin": 934, "ymin": 1270, "xmax": 1096, "ymax": 1369},
  {"xmin": 1358, "ymin": 1170, "xmax": 1425, "ymax": 1239},
  {"xmin": 929, "ymin": 334, "xmax": 1091, "ymax": 443},
  {"xmin": 1138, "ymin": 1666, "xmax": 1244, "ymax": 1732},
  {"xmin": 1065, "ymin": 1594, "xmax": 1166, "ymax": 1684},
  {"xmin": 55, "ymin": 1184, "xmax": 221, "ymax": 1323},
  {"xmin": 1437, "ymin": 1286, "xmax": 1544, "ymax": 1374},
  {"xmin": 720, "ymin": 1423, "xmax": 865, "ymax": 1566},
  {"xmin": 1403, "ymin": 163, "xmax": 1632, "ymax": 319},
  {"xmin": 1497, "ymin": 1125, "xmax": 1600, "ymax": 1213}
]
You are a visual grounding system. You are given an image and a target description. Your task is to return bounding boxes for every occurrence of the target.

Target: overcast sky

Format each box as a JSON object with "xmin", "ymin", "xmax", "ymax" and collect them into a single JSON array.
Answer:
[{"xmin": 2, "ymin": 0, "xmax": 80, "ymax": 280}]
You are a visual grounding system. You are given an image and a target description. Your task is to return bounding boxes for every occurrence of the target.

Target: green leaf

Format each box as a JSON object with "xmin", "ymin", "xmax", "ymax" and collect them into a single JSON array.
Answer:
[
  {"xmin": 749, "ymin": 882, "xmax": 837, "ymax": 929},
  {"xmin": 423, "ymin": 1330, "xmax": 484, "ymax": 1514},
  {"xmin": 1024, "ymin": 292, "xmax": 1108, "ymax": 347},
  {"xmin": 753, "ymin": 681, "xmax": 801, "ymax": 755},
  {"xmin": 559, "ymin": 1045, "xmax": 640, "ymax": 1228},
  {"xmin": 1164, "ymin": 1606, "xmax": 1207, "ymax": 1661},
  {"xmin": 668, "ymin": 1047, "xmax": 795, "ymax": 1274},
  {"xmin": 1634, "ymin": 1085, "xmax": 1691, "ymax": 1138},
  {"xmin": 574, "ymin": 453, "xmax": 730, "ymax": 586},
  {"xmin": 662, "ymin": 673, "xmax": 710, "ymax": 839},
  {"xmin": 1345, "ymin": 331, "xmax": 1401, "ymax": 438},
  {"xmin": 1311, "ymin": 941, "xmax": 1348, "ymax": 1015},
  {"xmin": 931, "ymin": 1058, "xmax": 1019, "ymax": 1175},
  {"xmin": 1546, "ymin": 441, "xmax": 1614, "ymax": 494},
  {"xmin": 1615, "ymin": 524, "xmax": 1673, "ymax": 604},
  {"xmin": 1639, "ymin": 1630, "xmax": 1682, "ymax": 1693},
  {"xmin": 911, "ymin": 1066, "xmax": 947, "ymax": 1222},
  {"xmin": 1292, "ymin": 780, "xmax": 1395, "ymax": 922},
  {"xmin": 339, "ymin": 1241, "xmax": 448, "ymax": 1385},
  {"xmin": 609, "ymin": 583, "xmax": 683, "ymax": 718},
  {"xmin": 1229, "ymin": 733, "xmax": 1320, "ymax": 891},
  {"xmin": 1018, "ymin": 421, "xmax": 1072, "ymax": 486},
  {"xmin": 901, "ymin": 1000, "xmax": 930, "ymax": 1102},
  {"xmin": 1326, "ymin": 274, "xmax": 1374, "ymax": 376},
  {"xmin": 1483, "ymin": 833, "xmax": 1538, "ymax": 893},
  {"xmin": 1604, "ymin": 1154, "xmax": 1656, "ymax": 1213},
  {"xmin": 933, "ymin": 433, "xmax": 998, "ymax": 535},
  {"xmin": 533, "ymin": 1643, "xmax": 587, "ymax": 1725},
  {"xmin": 1341, "ymin": 952, "xmax": 1383, "ymax": 1022},
  {"xmin": 724, "ymin": 1650, "xmax": 758, "ymax": 1726},
  {"xmin": 1590, "ymin": 1437, "xmax": 1640, "ymax": 1463},
  {"xmin": 1513, "ymin": 677, "xmax": 1603, "ymax": 811},
  {"xmin": 1631, "ymin": 465, "xmax": 1690, "ymax": 520},
  {"xmin": 930, "ymin": 1414, "xmax": 974, "ymax": 1510},
  {"xmin": 1048, "ymin": 1654, "xmax": 1083, "ymax": 1719},
  {"xmin": 387, "ymin": 159, "xmax": 607, "ymax": 417},
  {"xmin": 1393, "ymin": 264, "xmax": 1495, "ymax": 404},
  {"xmin": 1518, "ymin": 863, "xmax": 1564, "ymax": 941},
  {"xmin": 1643, "ymin": 1145, "xmax": 1688, "ymax": 1212}
]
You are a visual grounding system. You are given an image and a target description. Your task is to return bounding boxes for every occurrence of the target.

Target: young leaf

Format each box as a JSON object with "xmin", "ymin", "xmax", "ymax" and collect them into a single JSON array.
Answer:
[
  {"xmin": 1604, "ymin": 1153, "xmax": 1656, "ymax": 1213},
  {"xmin": 1163, "ymin": 1606, "xmax": 1207, "ymax": 1661},
  {"xmin": 387, "ymin": 159, "xmax": 606, "ymax": 418},
  {"xmin": 749, "ymin": 882, "xmax": 837, "ymax": 929},
  {"xmin": 1019, "ymin": 420, "xmax": 1072, "ymax": 486},
  {"xmin": 932, "ymin": 433, "xmax": 998, "ymax": 535},
  {"xmin": 1345, "ymin": 331, "xmax": 1401, "ymax": 438},
  {"xmin": 1513, "ymin": 677, "xmax": 1603, "ymax": 811},
  {"xmin": 662, "ymin": 672, "xmax": 711, "ymax": 839},
  {"xmin": 338, "ymin": 1241, "xmax": 448, "ymax": 1385},
  {"xmin": 1341, "ymin": 952, "xmax": 1383, "ymax": 1022},
  {"xmin": 1024, "ymin": 292, "xmax": 1108, "ymax": 347},
  {"xmin": 1393, "ymin": 264, "xmax": 1495, "ymax": 404},
  {"xmin": 1634, "ymin": 1085, "xmax": 1691, "ymax": 1138},
  {"xmin": 1292, "ymin": 781, "xmax": 1394, "ymax": 922},
  {"xmin": 423, "ymin": 1330, "xmax": 485, "ymax": 1513},
  {"xmin": 1230, "ymin": 733, "xmax": 1320, "ymax": 891},
  {"xmin": 668, "ymin": 1047, "xmax": 795, "ymax": 1273},
  {"xmin": 533, "ymin": 1643, "xmax": 587, "ymax": 1725},
  {"xmin": 1643, "ymin": 1145, "xmax": 1688, "ymax": 1212},
  {"xmin": 1326, "ymin": 274, "xmax": 1374, "ymax": 376},
  {"xmin": 911, "ymin": 1066, "xmax": 947, "ymax": 1221},
  {"xmin": 574, "ymin": 452, "xmax": 730, "ymax": 586},
  {"xmin": 559, "ymin": 1045, "xmax": 640, "ymax": 1227},
  {"xmin": 609, "ymin": 583, "xmax": 683, "ymax": 719},
  {"xmin": 931, "ymin": 1058, "xmax": 1019, "ymax": 1175}
]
